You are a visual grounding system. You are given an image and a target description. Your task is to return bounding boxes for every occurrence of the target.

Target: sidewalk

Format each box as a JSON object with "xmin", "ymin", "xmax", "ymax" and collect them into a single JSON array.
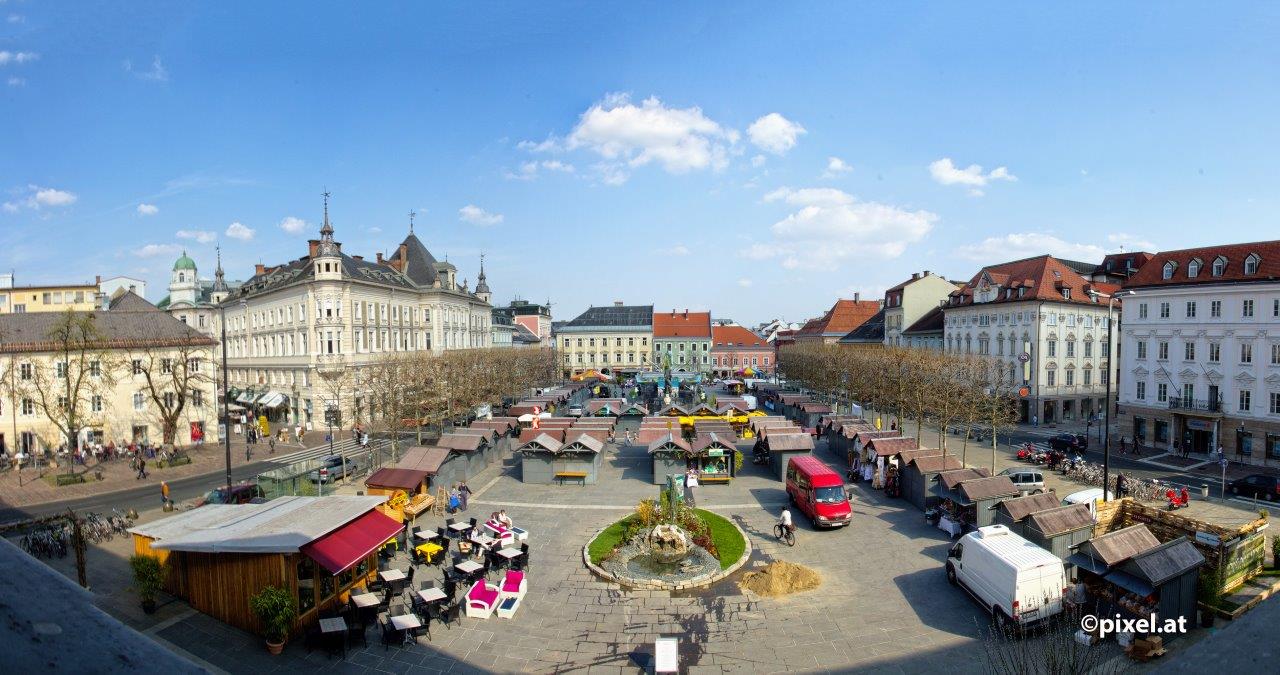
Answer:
[{"xmin": 0, "ymin": 436, "xmax": 306, "ymax": 509}]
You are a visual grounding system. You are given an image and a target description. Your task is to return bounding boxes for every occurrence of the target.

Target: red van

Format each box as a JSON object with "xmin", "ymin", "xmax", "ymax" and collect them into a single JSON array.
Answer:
[{"xmin": 785, "ymin": 455, "xmax": 851, "ymax": 528}]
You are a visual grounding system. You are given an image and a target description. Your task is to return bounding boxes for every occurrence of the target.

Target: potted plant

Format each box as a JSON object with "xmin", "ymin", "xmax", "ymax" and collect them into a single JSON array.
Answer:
[
  {"xmin": 129, "ymin": 554, "xmax": 167, "ymax": 614},
  {"xmin": 249, "ymin": 585, "xmax": 298, "ymax": 654}
]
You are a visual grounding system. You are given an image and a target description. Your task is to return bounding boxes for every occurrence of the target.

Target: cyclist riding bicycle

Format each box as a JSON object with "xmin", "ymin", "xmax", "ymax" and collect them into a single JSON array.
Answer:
[{"xmin": 778, "ymin": 507, "xmax": 794, "ymax": 534}]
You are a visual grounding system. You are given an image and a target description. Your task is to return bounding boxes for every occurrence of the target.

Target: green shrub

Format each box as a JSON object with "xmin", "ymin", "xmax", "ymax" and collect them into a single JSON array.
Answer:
[
  {"xmin": 129, "ymin": 554, "xmax": 167, "ymax": 603},
  {"xmin": 249, "ymin": 585, "xmax": 298, "ymax": 644},
  {"xmin": 588, "ymin": 517, "xmax": 633, "ymax": 565},
  {"xmin": 1272, "ymin": 535, "xmax": 1280, "ymax": 569},
  {"xmin": 694, "ymin": 509, "xmax": 746, "ymax": 570},
  {"xmin": 733, "ymin": 450, "xmax": 744, "ymax": 475}
]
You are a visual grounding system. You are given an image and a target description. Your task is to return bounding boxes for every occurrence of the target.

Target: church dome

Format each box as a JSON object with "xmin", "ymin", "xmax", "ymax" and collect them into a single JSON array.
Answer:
[{"xmin": 173, "ymin": 251, "xmax": 197, "ymax": 271}]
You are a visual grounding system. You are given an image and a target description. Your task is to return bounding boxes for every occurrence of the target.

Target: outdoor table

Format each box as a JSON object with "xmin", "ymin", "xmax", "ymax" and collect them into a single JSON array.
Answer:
[
  {"xmin": 379, "ymin": 568, "xmax": 407, "ymax": 582},
  {"xmin": 319, "ymin": 616, "xmax": 347, "ymax": 658},
  {"xmin": 937, "ymin": 516, "xmax": 962, "ymax": 538},
  {"xmin": 448, "ymin": 521, "xmax": 472, "ymax": 533},
  {"xmin": 417, "ymin": 587, "xmax": 448, "ymax": 603},
  {"xmin": 414, "ymin": 530, "xmax": 440, "ymax": 542},
  {"xmin": 455, "ymin": 559, "xmax": 483, "ymax": 576},
  {"xmin": 415, "ymin": 541, "xmax": 444, "ymax": 563},
  {"xmin": 496, "ymin": 548, "xmax": 522, "ymax": 561},
  {"xmin": 350, "ymin": 592, "xmax": 380, "ymax": 608},
  {"xmin": 389, "ymin": 614, "xmax": 421, "ymax": 645},
  {"xmin": 469, "ymin": 533, "xmax": 496, "ymax": 550}
]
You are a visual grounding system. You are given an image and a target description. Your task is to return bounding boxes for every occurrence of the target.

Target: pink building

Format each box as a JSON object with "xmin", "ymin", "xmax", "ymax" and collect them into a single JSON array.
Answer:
[{"xmin": 710, "ymin": 325, "xmax": 773, "ymax": 377}]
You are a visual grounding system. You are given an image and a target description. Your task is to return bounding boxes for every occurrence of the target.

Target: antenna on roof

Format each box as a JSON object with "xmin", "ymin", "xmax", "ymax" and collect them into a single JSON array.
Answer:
[{"xmin": 408, "ymin": 209, "xmax": 416, "ymax": 235}]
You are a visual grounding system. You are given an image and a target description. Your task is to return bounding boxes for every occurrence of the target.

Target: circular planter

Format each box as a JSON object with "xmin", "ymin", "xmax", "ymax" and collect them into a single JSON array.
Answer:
[
  {"xmin": 583, "ymin": 512, "xmax": 752, "ymax": 591},
  {"xmin": 265, "ymin": 640, "xmax": 285, "ymax": 655}
]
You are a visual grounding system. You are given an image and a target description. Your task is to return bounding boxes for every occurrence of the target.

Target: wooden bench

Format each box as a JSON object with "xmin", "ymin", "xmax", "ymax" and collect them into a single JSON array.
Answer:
[
  {"xmin": 555, "ymin": 471, "xmax": 588, "ymax": 486},
  {"xmin": 699, "ymin": 475, "xmax": 731, "ymax": 484}
]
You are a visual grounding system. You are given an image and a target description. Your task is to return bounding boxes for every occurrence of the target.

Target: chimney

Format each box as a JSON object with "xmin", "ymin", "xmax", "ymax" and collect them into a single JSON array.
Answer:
[
  {"xmin": 95, "ymin": 275, "xmax": 101, "ymax": 285},
  {"xmin": 308, "ymin": 240, "xmax": 319, "ymax": 257},
  {"xmin": 923, "ymin": 270, "xmax": 930, "ymax": 277},
  {"xmin": 255, "ymin": 264, "xmax": 266, "ymax": 275},
  {"xmin": 854, "ymin": 292, "xmax": 860, "ymax": 302},
  {"xmin": 614, "ymin": 301, "xmax": 624, "ymax": 307},
  {"xmin": 683, "ymin": 309, "xmax": 688, "ymax": 318},
  {"xmin": 398, "ymin": 243, "xmax": 408, "ymax": 264},
  {"xmin": 911, "ymin": 272, "xmax": 920, "ymax": 280},
  {"xmin": 352, "ymin": 255, "xmax": 363, "ymax": 262},
  {"xmin": 376, "ymin": 252, "xmax": 384, "ymax": 264}
]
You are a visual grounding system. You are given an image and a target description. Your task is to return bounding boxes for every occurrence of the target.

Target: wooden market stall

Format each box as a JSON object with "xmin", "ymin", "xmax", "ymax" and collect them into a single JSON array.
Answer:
[
  {"xmin": 129, "ymin": 496, "xmax": 400, "ymax": 636},
  {"xmin": 364, "ymin": 467, "xmax": 433, "ymax": 523},
  {"xmin": 795, "ymin": 402, "xmax": 833, "ymax": 429},
  {"xmin": 901, "ymin": 454, "xmax": 965, "ymax": 511},
  {"xmin": 1024, "ymin": 504, "xmax": 1095, "ymax": 563},
  {"xmin": 691, "ymin": 432, "xmax": 737, "ymax": 484},
  {"xmin": 993, "ymin": 491, "xmax": 1062, "ymax": 535},
  {"xmin": 762, "ymin": 432, "xmax": 815, "ymax": 481},
  {"xmin": 518, "ymin": 432, "xmax": 604, "ymax": 485},
  {"xmin": 648, "ymin": 434, "xmax": 694, "ymax": 485}
]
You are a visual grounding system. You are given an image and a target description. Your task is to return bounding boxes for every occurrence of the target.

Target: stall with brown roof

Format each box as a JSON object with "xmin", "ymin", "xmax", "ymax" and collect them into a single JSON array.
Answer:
[
  {"xmin": 761, "ymin": 432, "xmax": 815, "ymax": 481},
  {"xmin": 993, "ymin": 492, "xmax": 1062, "ymax": 535},
  {"xmin": 1023, "ymin": 504, "xmax": 1095, "ymax": 562},
  {"xmin": 518, "ymin": 432, "xmax": 604, "ymax": 485}
]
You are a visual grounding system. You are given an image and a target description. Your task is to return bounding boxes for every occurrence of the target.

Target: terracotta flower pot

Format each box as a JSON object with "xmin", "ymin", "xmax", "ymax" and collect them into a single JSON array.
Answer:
[{"xmin": 265, "ymin": 640, "xmax": 284, "ymax": 655}]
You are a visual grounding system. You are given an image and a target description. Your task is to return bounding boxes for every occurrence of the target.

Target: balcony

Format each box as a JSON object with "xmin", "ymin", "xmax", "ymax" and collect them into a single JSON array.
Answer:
[
  {"xmin": 315, "ymin": 353, "xmax": 347, "ymax": 374},
  {"xmin": 1167, "ymin": 397, "xmax": 1223, "ymax": 414}
]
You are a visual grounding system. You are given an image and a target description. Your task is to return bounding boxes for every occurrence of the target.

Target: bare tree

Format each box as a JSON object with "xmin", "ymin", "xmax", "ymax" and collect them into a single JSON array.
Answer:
[{"xmin": 130, "ymin": 338, "xmax": 215, "ymax": 448}]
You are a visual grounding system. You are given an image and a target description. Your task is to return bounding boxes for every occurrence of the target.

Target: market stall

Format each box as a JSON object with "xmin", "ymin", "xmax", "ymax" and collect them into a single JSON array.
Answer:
[
  {"xmin": 929, "ymin": 471, "xmax": 1007, "ymax": 535},
  {"xmin": 992, "ymin": 492, "xmax": 1062, "ymax": 536},
  {"xmin": 518, "ymin": 432, "xmax": 604, "ymax": 485},
  {"xmin": 647, "ymin": 434, "xmax": 693, "ymax": 484},
  {"xmin": 763, "ymin": 432, "xmax": 814, "ymax": 481},
  {"xmin": 691, "ymin": 433, "xmax": 737, "ymax": 484},
  {"xmin": 901, "ymin": 454, "xmax": 965, "ymax": 511},
  {"xmin": 1024, "ymin": 504, "xmax": 1095, "ymax": 562}
]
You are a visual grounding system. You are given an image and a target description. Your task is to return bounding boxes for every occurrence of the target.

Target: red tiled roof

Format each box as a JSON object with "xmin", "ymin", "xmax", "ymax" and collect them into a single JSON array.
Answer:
[
  {"xmin": 653, "ymin": 310, "xmax": 712, "ymax": 338},
  {"xmin": 795, "ymin": 299, "xmax": 882, "ymax": 337},
  {"xmin": 1122, "ymin": 240, "xmax": 1280, "ymax": 289},
  {"xmin": 711, "ymin": 325, "xmax": 765, "ymax": 349},
  {"xmin": 949, "ymin": 255, "xmax": 1119, "ymax": 308}
]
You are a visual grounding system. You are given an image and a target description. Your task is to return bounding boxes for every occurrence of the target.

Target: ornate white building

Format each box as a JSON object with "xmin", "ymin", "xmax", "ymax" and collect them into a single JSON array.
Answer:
[{"xmin": 218, "ymin": 202, "xmax": 493, "ymax": 430}]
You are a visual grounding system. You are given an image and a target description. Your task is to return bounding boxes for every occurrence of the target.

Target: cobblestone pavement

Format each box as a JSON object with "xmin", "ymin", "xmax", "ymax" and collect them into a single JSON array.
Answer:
[{"xmin": 26, "ymin": 433, "xmax": 1029, "ymax": 673}]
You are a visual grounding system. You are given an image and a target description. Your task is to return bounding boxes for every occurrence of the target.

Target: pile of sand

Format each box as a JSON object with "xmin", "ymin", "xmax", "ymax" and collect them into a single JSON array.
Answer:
[{"xmin": 738, "ymin": 561, "xmax": 822, "ymax": 597}]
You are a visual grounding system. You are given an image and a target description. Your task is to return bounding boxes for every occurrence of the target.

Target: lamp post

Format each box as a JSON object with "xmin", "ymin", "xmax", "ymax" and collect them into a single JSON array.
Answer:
[{"xmin": 1091, "ymin": 288, "xmax": 1134, "ymax": 502}]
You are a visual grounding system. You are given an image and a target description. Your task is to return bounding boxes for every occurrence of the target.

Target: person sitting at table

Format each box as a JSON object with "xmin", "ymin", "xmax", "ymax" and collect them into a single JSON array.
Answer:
[{"xmin": 497, "ymin": 510, "xmax": 513, "ymax": 528}]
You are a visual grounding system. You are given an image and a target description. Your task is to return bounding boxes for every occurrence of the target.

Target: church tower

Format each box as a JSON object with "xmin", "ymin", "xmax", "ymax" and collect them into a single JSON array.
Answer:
[
  {"xmin": 169, "ymin": 250, "xmax": 198, "ymax": 306},
  {"xmin": 210, "ymin": 246, "xmax": 230, "ymax": 305},
  {"xmin": 313, "ymin": 191, "xmax": 344, "ymax": 281},
  {"xmin": 475, "ymin": 254, "xmax": 491, "ymax": 304}
]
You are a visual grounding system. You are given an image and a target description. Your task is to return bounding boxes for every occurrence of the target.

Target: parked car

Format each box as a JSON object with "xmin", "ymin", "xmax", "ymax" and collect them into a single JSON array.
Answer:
[
  {"xmin": 785, "ymin": 455, "xmax": 852, "ymax": 528},
  {"xmin": 567, "ymin": 406, "xmax": 584, "ymax": 417},
  {"xmin": 945, "ymin": 525, "xmax": 1068, "ymax": 631},
  {"xmin": 997, "ymin": 468, "xmax": 1046, "ymax": 494},
  {"xmin": 1048, "ymin": 433, "xmax": 1087, "ymax": 451},
  {"xmin": 196, "ymin": 481, "xmax": 265, "ymax": 507},
  {"xmin": 1227, "ymin": 474, "xmax": 1280, "ymax": 501},
  {"xmin": 1061, "ymin": 488, "xmax": 1114, "ymax": 521},
  {"xmin": 309, "ymin": 454, "xmax": 360, "ymax": 484}
]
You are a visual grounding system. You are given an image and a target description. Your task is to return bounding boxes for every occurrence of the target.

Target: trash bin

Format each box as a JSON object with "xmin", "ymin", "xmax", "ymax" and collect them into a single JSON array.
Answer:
[{"xmin": 1201, "ymin": 484, "xmax": 1210, "ymax": 498}]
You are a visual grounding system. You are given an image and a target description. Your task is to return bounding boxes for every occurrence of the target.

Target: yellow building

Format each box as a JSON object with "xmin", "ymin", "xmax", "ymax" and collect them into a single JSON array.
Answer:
[
  {"xmin": 0, "ymin": 275, "xmax": 100, "ymax": 314},
  {"xmin": 555, "ymin": 303, "xmax": 654, "ymax": 377},
  {"xmin": 0, "ymin": 292, "xmax": 218, "ymax": 457}
]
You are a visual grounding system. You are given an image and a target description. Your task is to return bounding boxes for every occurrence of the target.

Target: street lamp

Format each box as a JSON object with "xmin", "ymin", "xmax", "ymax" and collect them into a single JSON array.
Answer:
[{"xmin": 1090, "ymin": 288, "xmax": 1134, "ymax": 502}]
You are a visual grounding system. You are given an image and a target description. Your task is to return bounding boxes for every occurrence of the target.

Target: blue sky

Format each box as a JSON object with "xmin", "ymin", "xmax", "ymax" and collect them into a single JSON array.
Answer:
[{"xmin": 4, "ymin": 2, "xmax": 1280, "ymax": 325}]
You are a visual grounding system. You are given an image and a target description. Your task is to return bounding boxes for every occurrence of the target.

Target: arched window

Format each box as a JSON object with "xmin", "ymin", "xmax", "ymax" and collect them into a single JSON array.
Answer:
[
  {"xmin": 1162, "ymin": 261, "xmax": 1177, "ymax": 280},
  {"xmin": 1187, "ymin": 258, "xmax": 1201, "ymax": 278},
  {"xmin": 1212, "ymin": 256, "xmax": 1227, "ymax": 276},
  {"xmin": 178, "ymin": 273, "xmax": 185, "ymax": 282},
  {"xmin": 1244, "ymin": 253, "xmax": 1261, "ymax": 275}
]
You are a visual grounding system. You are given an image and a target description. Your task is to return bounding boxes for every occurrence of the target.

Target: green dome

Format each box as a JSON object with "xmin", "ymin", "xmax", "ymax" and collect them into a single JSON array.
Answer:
[{"xmin": 173, "ymin": 251, "xmax": 196, "ymax": 271}]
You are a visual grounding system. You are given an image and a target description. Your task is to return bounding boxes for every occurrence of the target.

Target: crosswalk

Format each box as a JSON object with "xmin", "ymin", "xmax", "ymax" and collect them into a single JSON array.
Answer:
[{"xmin": 266, "ymin": 438, "xmax": 390, "ymax": 466}]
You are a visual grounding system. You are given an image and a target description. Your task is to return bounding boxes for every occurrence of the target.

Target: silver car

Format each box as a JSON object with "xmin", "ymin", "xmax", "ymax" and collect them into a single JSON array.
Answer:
[{"xmin": 998, "ymin": 468, "xmax": 1045, "ymax": 494}]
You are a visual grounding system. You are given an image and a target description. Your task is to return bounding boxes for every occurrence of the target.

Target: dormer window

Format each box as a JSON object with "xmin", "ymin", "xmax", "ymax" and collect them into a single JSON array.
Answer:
[
  {"xmin": 1187, "ymin": 258, "xmax": 1201, "ymax": 278},
  {"xmin": 1212, "ymin": 255, "xmax": 1227, "ymax": 276},
  {"xmin": 1062, "ymin": 288, "xmax": 1072, "ymax": 300},
  {"xmin": 1162, "ymin": 261, "xmax": 1177, "ymax": 279},
  {"xmin": 1244, "ymin": 253, "xmax": 1261, "ymax": 275},
  {"xmin": 1018, "ymin": 287, "xmax": 1025, "ymax": 297}
]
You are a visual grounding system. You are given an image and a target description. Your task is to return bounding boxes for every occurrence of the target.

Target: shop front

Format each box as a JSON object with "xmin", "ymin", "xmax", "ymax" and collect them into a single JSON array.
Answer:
[{"xmin": 1177, "ymin": 415, "xmax": 1218, "ymax": 455}]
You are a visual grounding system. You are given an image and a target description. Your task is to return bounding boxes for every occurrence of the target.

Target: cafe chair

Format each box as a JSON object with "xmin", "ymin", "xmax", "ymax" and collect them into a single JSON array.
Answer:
[
  {"xmin": 445, "ymin": 517, "xmax": 457, "ymax": 535},
  {"xmin": 347, "ymin": 619, "xmax": 368, "ymax": 649},
  {"xmin": 464, "ymin": 579, "xmax": 500, "ymax": 619},
  {"xmin": 499, "ymin": 570, "xmax": 527, "ymax": 602},
  {"xmin": 378, "ymin": 616, "xmax": 402, "ymax": 651}
]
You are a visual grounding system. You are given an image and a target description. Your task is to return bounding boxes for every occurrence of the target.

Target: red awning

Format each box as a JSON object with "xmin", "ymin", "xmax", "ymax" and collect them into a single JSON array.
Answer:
[{"xmin": 301, "ymin": 509, "xmax": 403, "ymax": 575}]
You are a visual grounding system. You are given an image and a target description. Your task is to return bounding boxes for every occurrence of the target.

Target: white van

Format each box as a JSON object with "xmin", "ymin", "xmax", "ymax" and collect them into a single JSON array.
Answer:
[
  {"xmin": 1061, "ymin": 488, "xmax": 1114, "ymax": 521},
  {"xmin": 945, "ymin": 525, "xmax": 1067, "ymax": 630}
]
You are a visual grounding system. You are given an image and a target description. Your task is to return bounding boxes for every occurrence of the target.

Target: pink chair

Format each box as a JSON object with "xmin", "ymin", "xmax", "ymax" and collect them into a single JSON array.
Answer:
[
  {"xmin": 499, "ymin": 570, "xmax": 527, "ymax": 601},
  {"xmin": 465, "ymin": 579, "xmax": 500, "ymax": 619}
]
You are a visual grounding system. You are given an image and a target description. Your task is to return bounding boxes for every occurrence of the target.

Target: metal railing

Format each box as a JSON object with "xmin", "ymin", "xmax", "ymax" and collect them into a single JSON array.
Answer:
[{"xmin": 1167, "ymin": 397, "xmax": 1223, "ymax": 413}]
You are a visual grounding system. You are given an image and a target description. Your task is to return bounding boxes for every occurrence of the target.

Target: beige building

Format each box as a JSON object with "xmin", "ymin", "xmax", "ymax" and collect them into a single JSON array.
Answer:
[
  {"xmin": 555, "ymin": 303, "xmax": 654, "ymax": 377},
  {"xmin": 883, "ymin": 271, "xmax": 958, "ymax": 347},
  {"xmin": 219, "ymin": 207, "xmax": 493, "ymax": 430},
  {"xmin": 0, "ymin": 274, "xmax": 100, "ymax": 314},
  {"xmin": 1, "ymin": 292, "xmax": 219, "ymax": 457}
]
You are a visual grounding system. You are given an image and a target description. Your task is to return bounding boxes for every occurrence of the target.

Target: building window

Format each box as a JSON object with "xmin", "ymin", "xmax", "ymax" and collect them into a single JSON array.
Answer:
[
  {"xmin": 1155, "ymin": 420, "xmax": 1169, "ymax": 443},
  {"xmin": 1159, "ymin": 302, "xmax": 1170, "ymax": 318},
  {"xmin": 1137, "ymin": 341, "xmax": 1147, "ymax": 359},
  {"xmin": 1157, "ymin": 383, "xmax": 1168, "ymax": 402},
  {"xmin": 1184, "ymin": 342, "xmax": 1195, "ymax": 360},
  {"xmin": 55, "ymin": 361, "xmax": 67, "ymax": 378},
  {"xmin": 1158, "ymin": 341, "xmax": 1169, "ymax": 360},
  {"xmin": 1239, "ymin": 390, "xmax": 1252, "ymax": 412},
  {"xmin": 1185, "ymin": 301, "xmax": 1196, "ymax": 318},
  {"xmin": 1065, "ymin": 369, "xmax": 1075, "ymax": 386},
  {"xmin": 19, "ymin": 362, "xmax": 32, "ymax": 380},
  {"xmin": 1138, "ymin": 303, "xmax": 1148, "ymax": 319},
  {"xmin": 1271, "ymin": 392, "xmax": 1280, "ymax": 415},
  {"xmin": 1245, "ymin": 253, "xmax": 1261, "ymax": 275},
  {"xmin": 1243, "ymin": 299, "xmax": 1255, "ymax": 318},
  {"xmin": 1084, "ymin": 341, "xmax": 1093, "ymax": 358},
  {"xmin": 91, "ymin": 395, "xmax": 103, "ymax": 413},
  {"xmin": 133, "ymin": 393, "xmax": 145, "ymax": 411},
  {"xmin": 1209, "ymin": 342, "xmax": 1221, "ymax": 363},
  {"xmin": 1046, "ymin": 371, "xmax": 1056, "ymax": 386},
  {"xmin": 1066, "ymin": 342, "xmax": 1075, "ymax": 358},
  {"xmin": 1242, "ymin": 343, "xmax": 1253, "ymax": 364},
  {"xmin": 21, "ymin": 398, "xmax": 34, "ymax": 415},
  {"xmin": 1182, "ymin": 383, "xmax": 1194, "ymax": 402},
  {"xmin": 1187, "ymin": 258, "xmax": 1201, "ymax": 277},
  {"xmin": 1212, "ymin": 256, "xmax": 1227, "ymax": 276},
  {"xmin": 1136, "ymin": 381, "xmax": 1146, "ymax": 400},
  {"xmin": 1267, "ymin": 434, "xmax": 1280, "ymax": 460},
  {"xmin": 1162, "ymin": 261, "xmax": 1176, "ymax": 279},
  {"xmin": 1211, "ymin": 300, "xmax": 1222, "ymax": 318},
  {"xmin": 1047, "ymin": 341, "xmax": 1057, "ymax": 357},
  {"xmin": 1084, "ymin": 369, "xmax": 1092, "ymax": 386}
]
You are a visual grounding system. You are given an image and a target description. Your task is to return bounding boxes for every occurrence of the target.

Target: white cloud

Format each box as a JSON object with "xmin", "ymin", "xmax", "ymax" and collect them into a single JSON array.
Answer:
[
  {"xmin": 3, "ymin": 185, "xmax": 77, "ymax": 212},
  {"xmin": 1106, "ymin": 233, "xmax": 1158, "ymax": 252},
  {"xmin": 957, "ymin": 233, "xmax": 1105, "ymax": 263},
  {"xmin": 517, "ymin": 137, "xmax": 560, "ymax": 153},
  {"xmin": 225, "ymin": 222, "xmax": 255, "ymax": 241},
  {"xmin": 548, "ymin": 93, "xmax": 739, "ymax": 184},
  {"xmin": 133, "ymin": 243, "xmax": 182, "ymax": 258},
  {"xmin": 751, "ymin": 154, "xmax": 767, "ymax": 168},
  {"xmin": 743, "ymin": 186, "xmax": 937, "ymax": 270},
  {"xmin": 747, "ymin": 113, "xmax": 806, "ymax": 155},
  {"xmin": 367, "ymin": 226, "xmax": 382, "ymax": 234},
  {"xmin": 459, "ymin": 205, "xmax": 503, "ymax": 226},
  {"xmin": 737, "ymin": 278, "xmax": 753, "ymax": 288},
  {"xmin": 929, "ymin": 158, "xmax": 1017, "ymax": 195},
  {"xmin": 124, "ymin": 55, "xmax": 168, "ymax": 82},
  {"xmin": 136, "ymin": 203, "xmax": 159, "ymax": 216},
  {"xmin": 176, "ymin": 229, "xmax": 216, "ymax": 244},
  {"xmin": 659, "ymin": 245, "xmax": 691, "ymax": 256},
  {"xmin": 6, "ymin": 76, "xmax": 23, "ymax": 87},
  {"xmin": 504, "ymin": 160, "xmax": 576, "ymax": 181},
  {"xmin": 0, "ymin": 51, "xmax": 38, "ymax": 65},
  {"xmin": 822, "ymin": 156, "xmax": 852, "ymax": 178},
  {"xmin": 279, "ymin": 215, "xmax": 307, "ymax": 234}
]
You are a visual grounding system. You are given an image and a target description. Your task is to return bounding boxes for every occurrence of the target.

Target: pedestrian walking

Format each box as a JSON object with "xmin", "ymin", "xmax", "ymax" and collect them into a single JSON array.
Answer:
[
  {"xmin": 1119, "ymin": 437, "xmax": 1127, "ymax": 455},
  {"xmin": 1032, "ymin": 414, "xmax": 1039, "ymax": 428},
  {"xmin": 246, "ymin": 443, "xmax": 253, "ymax": 461},
  {"xmin": 135, "ymin": 457, "xmax": 148, "ymax": 480},
  {"xmin": 685, "ymin": 468, "xmax": 699, "ymax": 507},
  {"xmin": 1115, "ymin": 473, "xmax": 1128, "ymax": 499},
  {"xmin": 268, "ymin": 437, "xmax": 276, "ymax": 454},
  {"xmin": 161, "ymin": 481, "xmax": 170, "ymax": 507},
  {"xmin": 448, "ymin": 485, "xmax": 461, "ymax": 514},
  {"xmin": 459, "ymin": 481, "xmax": 472, "ymax": 511}
]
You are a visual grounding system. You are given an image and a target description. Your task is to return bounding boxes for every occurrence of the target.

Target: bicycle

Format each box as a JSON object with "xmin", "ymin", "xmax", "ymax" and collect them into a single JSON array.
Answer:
[{"xmin": 774, "ymin": 523, "xmax": 795, "ymax": 547}]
